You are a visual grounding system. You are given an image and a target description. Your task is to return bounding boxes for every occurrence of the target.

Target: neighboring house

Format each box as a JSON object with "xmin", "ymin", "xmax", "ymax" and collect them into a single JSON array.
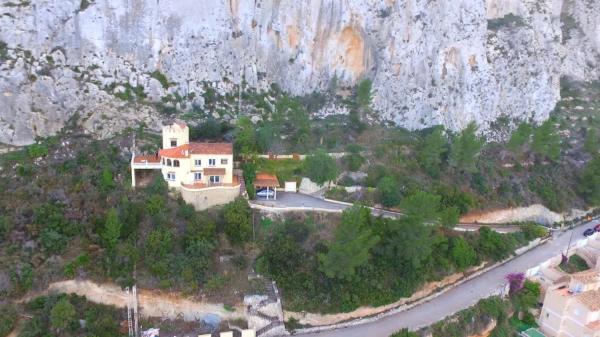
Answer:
[
  {"xmin": 539, "ymin": 268, "xmax": 600, "ymax": 337},
  {"xmin": 131, "ymin": 121, "xmax": 240, "ymax": 210}
]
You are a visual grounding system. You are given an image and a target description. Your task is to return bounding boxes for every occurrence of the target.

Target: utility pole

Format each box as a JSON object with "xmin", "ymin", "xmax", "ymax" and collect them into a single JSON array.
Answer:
[
  {"xmin": 563, "ymin": 228, "xmax": 575, "ymax": 265},
  {"xmin": 238, "ymin": 52, "xmax": 244, "ymax": 115}
]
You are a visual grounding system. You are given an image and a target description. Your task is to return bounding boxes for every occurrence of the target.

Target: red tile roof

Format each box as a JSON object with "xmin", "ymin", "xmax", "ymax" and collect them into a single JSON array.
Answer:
[
  {"xmin": 576, "ymin": 289, "xmax": 600, "ymax": 311},
  {"xmin": 254, "ymin": 172, "xmax": 280, "ymax": 187},
  {"xmin": 133, "ymin": 154, "xmax": 161, "ymax": 164},
  {"xmin": 159, "ymin": 142, "xmax": 233, "ymax": 158}
]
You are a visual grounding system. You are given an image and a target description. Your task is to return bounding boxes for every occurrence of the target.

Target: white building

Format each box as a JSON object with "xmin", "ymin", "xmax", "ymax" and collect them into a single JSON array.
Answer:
[{"xmin": 131, "ymin": 121, "xmax": 241, "ymax": 210}]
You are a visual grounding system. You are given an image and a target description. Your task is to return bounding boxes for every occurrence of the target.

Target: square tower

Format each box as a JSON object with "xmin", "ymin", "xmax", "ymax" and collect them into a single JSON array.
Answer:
[{"xmin": 162, "ymin": 121, "xmax": 189, "ymax": 149}]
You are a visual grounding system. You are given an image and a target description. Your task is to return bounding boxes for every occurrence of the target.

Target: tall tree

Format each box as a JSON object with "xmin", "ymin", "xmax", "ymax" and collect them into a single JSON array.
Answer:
[
  {"xmin": 579, "ymin": 156, "xmax": 600, "ymax": 205},
  {"xmin": 418, "ymin": 127, "xmax": 447, "ymax": 177},
  {"xmin": 356, "ymin": 79, "xmax": 373, "ymax": 108},
  {"xmin": 584, "ymin": 128, "xmax": 599, "ymax": 155},
  {"xmin": 50, "ymin": 298, "xmax": 76, "ymax": 331},
  {"xmin": 449, "ymin": 122, "xmax": 484, "ymax": 173},
  {"xmin": 507, "ymin": 122, "xmax": 532, "ymax": 154},
  {"xmin": 319, "ymin": 206, "xmax": 379, "ymax": 280},
  {"xmin": 377, "ymin": 176, "xmax": 401, "ymax": 208},
  {"xmin": 303, "ymin": 149, "xmax": 338, "ymax": 186},
  {"xmin": 222, "ymin": 197, "xmax": 252, "ymax": 245},
  {"xmin": 450, "ymin": 236, "xmax": 477, "ymax": 270},
  {"xmin": 234, "ymin": 116, "xmax": 257, "ymax": 156},
  {"xmin": 102, "ymin": 208, "xmax": 121, "ymax": 250},
  {"xmin": 532, "ymin": 119, "xmax": 561, "ymax": 160},
  {"xmin": 400, "ymin": 190, "xmax": 441, "ymax": 224}
]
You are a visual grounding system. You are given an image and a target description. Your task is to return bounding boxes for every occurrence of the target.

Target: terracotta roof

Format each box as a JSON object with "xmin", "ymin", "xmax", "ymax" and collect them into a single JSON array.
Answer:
[
  {"xmin": 159, "ymin": 142, "xmax": 233, "ymax": 158},
  {"xmin": 174, "ymin": 121, "xmax": 187, "ymax": 129},
  {"xmin": 572, "ymin": 270, "xmax": 600, "ymax": 284},
  {"xmin": 203, "ymin": 168, "xmax": 226, "ymax": 175},
  {"xmin": 576, "ymin": 289, "xmax": 600, "ymax": 311},
  {"xmin": 133, "ymin": 154, "xmax": 161, "ymax": 164},
  {"xmin": 164, "ymin": 120, "xmax": 188, "ymax": 129},
  {"xmin": 587, "ymin": 320, "xmax": 600, "ymax": 330},
  {"xmin": 254, "ymin": 172, "xmax": 280, "ymax": 187}
]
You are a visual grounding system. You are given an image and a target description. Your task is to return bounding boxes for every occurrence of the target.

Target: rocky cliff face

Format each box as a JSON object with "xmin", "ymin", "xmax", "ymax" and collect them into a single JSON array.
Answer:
[{"xmin": 0, "ymin": 0, "xmax": 598, "ymax": 145}]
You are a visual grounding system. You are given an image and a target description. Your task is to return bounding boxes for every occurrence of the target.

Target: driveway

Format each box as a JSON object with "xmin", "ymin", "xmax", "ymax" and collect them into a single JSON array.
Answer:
[
  {"xmin": 252, "ymin": 192, "xmax": 347, "ymax": 211},
  {"xmin": 250, "ymin": 192, "xmax": 402, "ymax": 218},
  {"xmin": 295, "ymin": 221, "xmax": 599, "ymax": 337}
]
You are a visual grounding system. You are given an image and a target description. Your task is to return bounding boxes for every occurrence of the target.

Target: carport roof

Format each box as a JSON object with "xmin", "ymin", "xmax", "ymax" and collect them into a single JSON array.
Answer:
[{"xmin": 254, "ymin": 172, "xmax": 279, "ymax": 187}]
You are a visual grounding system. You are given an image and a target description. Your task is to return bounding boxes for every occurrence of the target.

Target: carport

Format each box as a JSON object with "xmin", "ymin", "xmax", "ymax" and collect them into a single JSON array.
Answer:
[{"xmin": 253, "ymin": 172, "xmax": 279, "ymax": 200}]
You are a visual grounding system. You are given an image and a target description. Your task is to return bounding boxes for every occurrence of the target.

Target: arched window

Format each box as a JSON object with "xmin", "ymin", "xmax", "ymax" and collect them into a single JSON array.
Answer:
[
  {"xmin": 174, "ymin": 160, "xmax": 180, "ymax": 167},
  {"xmin": 167, "ymin": 159, "xmax": 172, "ymax": 166}
]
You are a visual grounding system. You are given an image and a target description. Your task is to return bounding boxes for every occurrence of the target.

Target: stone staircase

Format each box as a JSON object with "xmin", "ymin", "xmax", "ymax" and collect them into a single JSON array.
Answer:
[{"xmin": 244, "ymin": 278, "xmax": 288, "ymax": 337}]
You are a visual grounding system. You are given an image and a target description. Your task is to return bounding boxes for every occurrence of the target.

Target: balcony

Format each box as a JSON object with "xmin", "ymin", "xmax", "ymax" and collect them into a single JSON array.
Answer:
[{"xmin": 131, "ymin": 154, "xmax": 162, "ymax": 169}]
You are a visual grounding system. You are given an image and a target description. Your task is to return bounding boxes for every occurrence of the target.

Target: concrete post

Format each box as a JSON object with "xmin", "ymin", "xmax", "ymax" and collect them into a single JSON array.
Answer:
[{"xmin": 131, "ymin": 152, "xmax": 136, "ymax": 188}]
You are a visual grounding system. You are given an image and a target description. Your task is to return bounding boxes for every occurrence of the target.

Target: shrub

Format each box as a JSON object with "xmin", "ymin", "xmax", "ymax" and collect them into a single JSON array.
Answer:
[
  {"xmin": 27, "ymin": 143, "xmax": 48, "ymax": 158},
  {"xmin": 150, "ymin": 70, "xmax": 170, "ymax": 89},
  {"xmin": 377, "ymin": 176, "xmax": 401, "ymax": 207},
  {"xmin": 519, "ymin": 222, "xmax": 548, "ymax": 240},
  {"xmin": 50, "ymin": 297, "xmax": 76, "ymax": 331},
  {"xmin": 450, "ymin": 236, "xmax": 477, "ymax": 270},
  {"xmin": 303, "ymin": 149, "xmax": 338, "ymax": 186},
  {"xmin": 0, "ymin": 304, "xmax": 17, "ymax": 337},
  {"xmin": 222, "ymin": 197, "xmax": 252, "ymax": 245}
]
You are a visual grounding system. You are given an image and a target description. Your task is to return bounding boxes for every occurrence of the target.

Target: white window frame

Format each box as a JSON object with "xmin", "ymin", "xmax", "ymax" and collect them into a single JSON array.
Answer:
[
  {"xmin": 170, "ymin": 139, "xmax": 177, "ymax": 147},
  {"xmin": 194, "ymin": 172, "xmax": 202, "ymax": 181},
  {"xmin": 221, "ymin": 158, "xmax": 228, "ymax": 165},
  {"xmin": 166, "ymin": 172, "xmax": 176, "ymax": 181},
  {"xmin": 208, "ymin": 159, "xmax": 216, "ymax": 166},
  {"xmin": 209, "ymin": 175, "xmax": 220, "ymax": 184},
  {"xmin": 194, "ymin": 159, "xmax": 202, "ymax": 166}
]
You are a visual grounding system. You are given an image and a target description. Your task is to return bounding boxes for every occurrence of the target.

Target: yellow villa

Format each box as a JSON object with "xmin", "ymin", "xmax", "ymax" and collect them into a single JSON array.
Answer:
[
  {"xmin": 539, "ymin": 268, "xmax": 600, "ymax": 337},
  {"xmin": 131, "ymin": 121, "xmax": 241, "ymax": 210}
]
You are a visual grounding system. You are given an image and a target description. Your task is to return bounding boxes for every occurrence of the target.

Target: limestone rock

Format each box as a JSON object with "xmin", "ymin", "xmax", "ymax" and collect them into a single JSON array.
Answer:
[{"xmin": 0, "ymin": 0, "xmax": 598, "ymax": 145}]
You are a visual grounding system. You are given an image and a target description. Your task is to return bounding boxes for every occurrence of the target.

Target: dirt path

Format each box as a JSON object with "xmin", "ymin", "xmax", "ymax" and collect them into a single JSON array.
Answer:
[
  {"xmin": 460, "ymin": 204, "xmax": 562, "ymax": 225},
  {"xmin": 20, "ymin": 279, "xmax": 246, "ymax": 321}
]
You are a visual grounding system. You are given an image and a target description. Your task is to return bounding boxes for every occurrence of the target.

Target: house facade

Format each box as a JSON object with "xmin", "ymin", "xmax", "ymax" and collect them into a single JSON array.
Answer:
[
  {"xmin": 539, "ymin": 268, "xmax": 600, "ymax": 337},
  {"xmin": 131, "ymin": 121, "xmax": 240, "ymax": 210}
]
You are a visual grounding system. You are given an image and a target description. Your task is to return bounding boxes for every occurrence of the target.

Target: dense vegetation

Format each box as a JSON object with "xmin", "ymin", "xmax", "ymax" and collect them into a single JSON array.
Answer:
[
  {"xmin": 0, "ymin": 128, "xmax": 261, "ymax": 306},
  {"xmin": 18, "ymin": 294, "xmax": 124, "ymax": 337},
  {"xmin": 256, "ymin": 203, "xmax": 547, "ymax": 313}
]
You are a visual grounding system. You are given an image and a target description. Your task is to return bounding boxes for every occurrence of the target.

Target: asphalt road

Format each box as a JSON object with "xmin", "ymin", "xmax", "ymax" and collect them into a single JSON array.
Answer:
[{"xmin": 296, "ymin": 220, "xmax": 599, "ymax": 337}]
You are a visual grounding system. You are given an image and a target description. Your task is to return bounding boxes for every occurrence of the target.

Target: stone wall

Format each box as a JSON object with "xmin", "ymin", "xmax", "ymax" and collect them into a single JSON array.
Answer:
[{"xmin": 180, "ymin": 185, "xmax": 240, "ymax": 211}]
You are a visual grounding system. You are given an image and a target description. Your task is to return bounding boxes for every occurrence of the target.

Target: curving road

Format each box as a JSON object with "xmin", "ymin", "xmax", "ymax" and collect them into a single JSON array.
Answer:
[{"xmin": 295, "ymin": 220, "xmax": 599, "ymax": 337}]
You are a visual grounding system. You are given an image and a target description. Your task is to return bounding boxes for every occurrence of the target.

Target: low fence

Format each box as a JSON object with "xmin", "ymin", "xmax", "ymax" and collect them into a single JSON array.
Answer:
[
  {"xmin": 249, "ymin": 203, "xmax": 343, "ymax": 214},
  {"xmin": 524, "ymin": 231, "xmax": 599, "ymax": 278},
  {"xmin": 243, "ymin": 152, "xmax": 347, "ymax": 161}
]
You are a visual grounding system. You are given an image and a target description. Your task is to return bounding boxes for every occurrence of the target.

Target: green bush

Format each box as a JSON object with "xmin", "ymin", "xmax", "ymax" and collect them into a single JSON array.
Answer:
[
  {"xmin": 150, "ymin": 70, "xmax": 170, "ymax": 89},
  {"xmin": 303, "ymin": 149, "xmax": 338, "ymax": 185},
  {"xmin": 0, "ymin": 304, "xmax": 17, "ymax": 337},
  {"xmin": 222, "ymin": 197, "xmax": 252, "ymax": 245},
  {"xmin": 377, "ymin": 176, "xmax": 401, "ymax": 207},
  {"xmin": 27, "ymin": 143, "xmax": 48, "ymax": 158}
]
